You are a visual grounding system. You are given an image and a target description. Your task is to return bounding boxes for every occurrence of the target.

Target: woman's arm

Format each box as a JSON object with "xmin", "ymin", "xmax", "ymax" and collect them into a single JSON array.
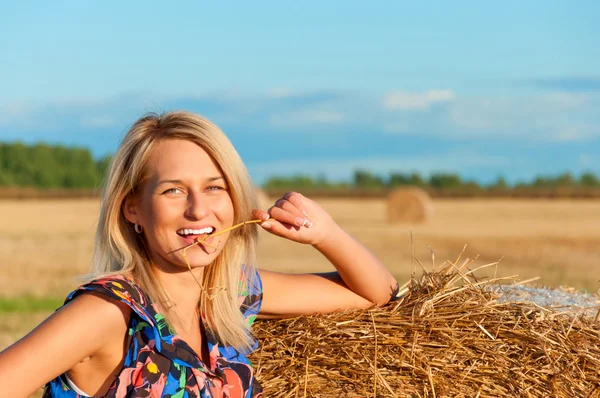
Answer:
[
  {"xmin": 0, "ymin": 293, "xmax": 129, "ymax": 397},
  {"xmin": 254, "ymin": 192, "xmax": 398, "ymax": 317}
]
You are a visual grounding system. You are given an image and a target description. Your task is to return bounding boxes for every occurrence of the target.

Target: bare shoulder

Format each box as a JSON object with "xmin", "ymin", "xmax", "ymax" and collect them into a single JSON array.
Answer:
[
  {"xmin": 0, "ymin": 290, "xmax": 130, "ymax": 397},
  {"xmin": 68, "ymin": 290, "xmax": 132, "ymax": 327}
]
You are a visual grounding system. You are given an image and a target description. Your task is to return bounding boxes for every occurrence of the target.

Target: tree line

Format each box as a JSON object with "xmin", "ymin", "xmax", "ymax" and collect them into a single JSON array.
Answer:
[
  {"xmin": 264, "ymin": 170, "xmax": 600, "ymax": 197},
  {"xmin": 0, "ymin": 142, "xmax": 598, "ymax": 197},
  {"xmin": 0, "ymin": 142, "xmax": 111, "ymax": 189}
]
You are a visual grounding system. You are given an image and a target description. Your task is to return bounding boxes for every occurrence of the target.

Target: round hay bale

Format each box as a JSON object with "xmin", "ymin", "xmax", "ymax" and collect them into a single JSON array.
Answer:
[
  {"xmin": 255, "ymin": 188, "xmax": 272, "ymax": 210},
  {"xmin": 387, "ymin": 187, "xmax": 433, "ymax": 223},
  {"xmin": 249, "ymin": 262, "xmax": 600, "ymax": 396}
]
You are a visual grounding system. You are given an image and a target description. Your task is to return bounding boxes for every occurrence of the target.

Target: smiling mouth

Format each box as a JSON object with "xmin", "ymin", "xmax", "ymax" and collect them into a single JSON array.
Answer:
[{"xmin": 176, "ymin": 226, "xmax": 215, "ymax": 239}]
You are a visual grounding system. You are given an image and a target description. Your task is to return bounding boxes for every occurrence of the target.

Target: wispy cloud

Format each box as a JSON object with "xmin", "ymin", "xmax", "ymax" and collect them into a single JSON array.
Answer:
[
  {"xmin": 269, "ymin": 109, "xmax": 344, "ymax": 127},
  {"xmin": 1, "ymin": 87, "xmax": 599, "ymax": 162},
  {"xmin": 528, "ymin": 77, "xmax": 600, "ymax": 92},
  {"xmin": 383, "ymin": 90, "xmax": 455, "ymax": 110},
  {"xmin": 549, "ymin": 125, "xmax": 600, "ymax": 142}
]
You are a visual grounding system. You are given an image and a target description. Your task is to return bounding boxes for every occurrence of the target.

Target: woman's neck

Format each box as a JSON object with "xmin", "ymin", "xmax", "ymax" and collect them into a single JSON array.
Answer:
[{"xmin": 154, "ymin": 266, "xmax": 205, "ymax": 321}]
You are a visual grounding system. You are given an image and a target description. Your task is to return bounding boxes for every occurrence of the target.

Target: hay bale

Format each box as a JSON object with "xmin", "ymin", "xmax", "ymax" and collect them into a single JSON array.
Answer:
[
  {"xmin": 249, "ymin": 257, "xmax": 600, "ymax": 397},
  {"xmin": 387, "ymin": 187, "xmax": 433, "ymax": 223},
  {"xmin": 255, "ymin": 188, "xmax": 272, "ymax": 210}
]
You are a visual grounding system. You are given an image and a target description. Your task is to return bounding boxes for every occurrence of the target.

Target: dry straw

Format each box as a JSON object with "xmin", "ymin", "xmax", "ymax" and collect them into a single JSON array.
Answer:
[
  {"xmin": 387, "ymin": 187, "xmax": 433, "ymax": 224},
  {"xmin": 249, "ymin": 252, "xmax": 600, "ymax": 397}
]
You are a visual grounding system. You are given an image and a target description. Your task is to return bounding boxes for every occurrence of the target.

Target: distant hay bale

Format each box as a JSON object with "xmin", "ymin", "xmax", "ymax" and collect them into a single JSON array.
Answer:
[
  {"xmin": 249, "ymin": 257, "xmax": 600, "ymax": 397},
  {"xmin": 255, "ymin": 188, "xmax": 272, "ymax": 210},
  {"xmin": 387, "ymin": 187, "xmax": 433, "ymax": 223}
]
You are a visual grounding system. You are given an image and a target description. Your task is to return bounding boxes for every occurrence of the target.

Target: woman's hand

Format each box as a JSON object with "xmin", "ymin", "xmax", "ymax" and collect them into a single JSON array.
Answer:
[
  {"xmin": 255, "ymin": 192, "xmax": 399, "ymax": 315},
  {"xmin": 252, "ymin": 191, "xmax": 335, "ymax": 246}
]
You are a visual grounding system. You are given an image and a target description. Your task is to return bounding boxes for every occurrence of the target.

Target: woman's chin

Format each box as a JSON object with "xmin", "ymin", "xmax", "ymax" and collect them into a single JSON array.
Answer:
[{"xmin": 176, "ymin": 251, "xmax": 218, "ymax": 269}]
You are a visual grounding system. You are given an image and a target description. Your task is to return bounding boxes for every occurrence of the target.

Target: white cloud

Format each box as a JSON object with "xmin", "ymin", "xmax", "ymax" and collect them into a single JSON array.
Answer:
[
  {"xmin": 383, "ymin": 90, "xmax": 455, "ymax": 110},
  {"xmin": 549, "ymin": 125, "xmax": 600, "ymax": 142},
  {"xmin": 267, "ymin": 88, "xmax": 294, "ymax": 98},
  {"xmin": 269, "ymin": 109, "xmax": 344, "ymax": 127},
  {"xmin": 80, "ymin": 115, "xmax": 117, "ymax": 128},
  {"xmin": 553, "ymin": 127, "xmax": 582, "ymax": 142},
  {"xmin": 1, "ymin": 89, "xmax": 599, "ymax": 144},
  {"xmin": 544, "ymin": 92, "xmax": 589, "ymax": 107},
  {"xmin": 447, "ymin": 98, "xmax": 506, "ymax": 130}
]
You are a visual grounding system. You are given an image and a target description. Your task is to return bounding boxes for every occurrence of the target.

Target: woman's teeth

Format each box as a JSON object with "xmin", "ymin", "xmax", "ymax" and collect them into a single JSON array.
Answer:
[{"xmin": 177, "ymin": 227, "xmax": 214, "ymax": 236}]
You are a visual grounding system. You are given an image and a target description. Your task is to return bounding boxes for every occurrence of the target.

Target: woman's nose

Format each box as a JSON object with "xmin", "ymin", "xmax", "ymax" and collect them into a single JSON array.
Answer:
[{"xmin": 185, "ymin": 192, "xmax": 209, "ymax": 219}]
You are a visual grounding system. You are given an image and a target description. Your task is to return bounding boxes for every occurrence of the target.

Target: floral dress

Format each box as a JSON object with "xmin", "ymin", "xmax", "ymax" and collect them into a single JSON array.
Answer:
[{"xmin": 43, "ymin": 271, "xmax": 263, "ymax": 398}]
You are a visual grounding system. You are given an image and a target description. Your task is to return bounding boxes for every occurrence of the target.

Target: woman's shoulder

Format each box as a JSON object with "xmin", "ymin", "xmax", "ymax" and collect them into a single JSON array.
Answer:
[
  {"xmin": 64, "ymin": 288, "xmax": 131, "ymax": 333},
  {"xmin": 68, "ymin": 274, "xmax": 140, "ymax": 301},
  {"xmin": 64, "ymin": 275, "xmax": 136, "ymax": 329},
  {"xmin": 66, "ymin": 274, "xmax": 154, "ymax": 325},
  {"xmin": 0, "ymin": 282, "xmax": 132, "ymax": 397}
]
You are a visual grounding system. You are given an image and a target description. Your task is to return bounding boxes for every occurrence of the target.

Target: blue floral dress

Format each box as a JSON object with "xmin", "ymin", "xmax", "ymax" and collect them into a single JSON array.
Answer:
[{"xmin": 43, "ymin": 270, "xmax": 263, "ymax": 398}]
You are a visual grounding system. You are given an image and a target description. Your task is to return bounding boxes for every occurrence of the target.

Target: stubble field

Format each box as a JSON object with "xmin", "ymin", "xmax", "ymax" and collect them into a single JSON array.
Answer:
[{"xmin": 1, "ymin": 197, "xmax": 599, "ymax": 355}]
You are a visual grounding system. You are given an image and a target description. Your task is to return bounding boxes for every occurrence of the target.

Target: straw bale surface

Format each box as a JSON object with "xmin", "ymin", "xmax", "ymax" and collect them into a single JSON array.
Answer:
[
  {"xmin": 249, "ymin": 262, "xmax": 600, "ymax": 397},
  {"xmin": 387, "ymin": 187, "xmax": 433, "ymax": 224}
]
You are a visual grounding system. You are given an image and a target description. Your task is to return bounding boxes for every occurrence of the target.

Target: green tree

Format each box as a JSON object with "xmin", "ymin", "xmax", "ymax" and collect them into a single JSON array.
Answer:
[
  {"xmin": 555, "ymin": 172, "xmax": 575, "ymax": 187},
  {"xmin": 580, "ymin": 172, "xmax": 599, "ymax": 187},
  {"xmin": 409, "ymin": 172, "xmax": 426, "ymax": 187},
  {"xmin": 429, "ymin": 173, "xmax": 462, "ymax": 189},
  {"xmin": 491, "ymin": 175, "xmax": 509, "ymax": 189},
  {"xmin": 6, "ymin": 142, "xmax": 35, "ymax": 186},
  {"xmin": 264, "ymin": 175, "xmax": 317, "ymax": 190},
  {"xmin": 96, "ymin": 155, "xmax": 113, "ymax": 182},
  {"xmin": 388, "ymin": 172, "xmax": 412, "ymax": 187},
  {"xmin": 353, "ymin": 170, "xmax": 384, "ymax": 189},
  {"xmin": 31, "ymin": 143, "xmax": 61, "ymax": 187},
  {"xmin": 0, "ymin": 169, "xmax": 13, "ymax": 185},
  {"xmin": 62, "ymin": 148, "xmax": 98, "ymax": 188}
]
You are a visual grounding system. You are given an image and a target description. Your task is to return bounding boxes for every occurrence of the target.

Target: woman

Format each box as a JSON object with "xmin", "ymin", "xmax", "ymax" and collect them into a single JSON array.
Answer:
[{"xmin": 0, "ymin": 111, "xmax": 398, "ymax": 397}]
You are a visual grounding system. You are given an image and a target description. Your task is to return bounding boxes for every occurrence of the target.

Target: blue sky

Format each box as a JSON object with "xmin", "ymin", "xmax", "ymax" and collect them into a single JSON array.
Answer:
[{"xmin": 1, "ymin": 1, "xmax": 599, "ymax": 184}]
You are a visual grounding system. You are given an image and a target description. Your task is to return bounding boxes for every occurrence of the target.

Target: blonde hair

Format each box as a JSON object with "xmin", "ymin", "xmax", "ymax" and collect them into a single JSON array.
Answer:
[{"xmin": 90, "ymin": 111, "xmax": 259, "ymax": 351}]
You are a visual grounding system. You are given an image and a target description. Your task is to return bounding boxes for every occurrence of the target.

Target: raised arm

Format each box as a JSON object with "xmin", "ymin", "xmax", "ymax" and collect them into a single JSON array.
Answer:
[
  {"xmin": 0, "ymin": 293, "xmax": 130, "ymax": 397},
  {"xmin": 253, "ymin": 192, "xmax": 398, "ymax": 317}
]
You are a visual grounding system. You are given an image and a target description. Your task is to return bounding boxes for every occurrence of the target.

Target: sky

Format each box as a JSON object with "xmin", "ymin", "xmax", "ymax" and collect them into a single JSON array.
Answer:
[{"xmin": 1, "ymin": 1, "xmax": 599, "ymax": 184}]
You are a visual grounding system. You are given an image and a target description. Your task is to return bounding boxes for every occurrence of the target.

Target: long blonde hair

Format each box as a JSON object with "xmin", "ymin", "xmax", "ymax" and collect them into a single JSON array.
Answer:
[{"xmin": 90, "ymin": 111, "xmax": 259, "ymax": 351}]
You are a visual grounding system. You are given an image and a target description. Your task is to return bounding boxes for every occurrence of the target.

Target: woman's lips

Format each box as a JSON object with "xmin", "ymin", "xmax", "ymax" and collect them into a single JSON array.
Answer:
[{"xmin": 178, "ymin": 233, "xmax": 216, "ymax": 247}]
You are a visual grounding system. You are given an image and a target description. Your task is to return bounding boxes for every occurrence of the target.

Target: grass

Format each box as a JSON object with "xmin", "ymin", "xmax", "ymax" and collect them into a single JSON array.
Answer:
[{"xmin": 0, "ymin": 296, "xmax": 63, "ymax": 313}]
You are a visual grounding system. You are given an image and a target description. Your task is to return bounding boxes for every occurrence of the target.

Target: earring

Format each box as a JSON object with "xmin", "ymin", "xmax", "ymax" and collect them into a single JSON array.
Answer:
[{"xmin": 134, "ymin": 223, "xmax": 143, "ymax": 234}]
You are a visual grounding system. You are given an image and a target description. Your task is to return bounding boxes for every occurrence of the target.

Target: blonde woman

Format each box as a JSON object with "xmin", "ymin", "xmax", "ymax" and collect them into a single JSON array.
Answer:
[{"xmin": 0, "ymin": 111, "xmax": 398, "ymax": 397}]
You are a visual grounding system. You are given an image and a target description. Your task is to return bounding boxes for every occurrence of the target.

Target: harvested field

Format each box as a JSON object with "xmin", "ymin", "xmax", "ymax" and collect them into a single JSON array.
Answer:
[
  {"xmin": 0, "ymin": 198, "xmax": 599, "ymax": 302},
  {"xmin": 1, "ymin": 198, "xmax": 599, "ymax": 396}
]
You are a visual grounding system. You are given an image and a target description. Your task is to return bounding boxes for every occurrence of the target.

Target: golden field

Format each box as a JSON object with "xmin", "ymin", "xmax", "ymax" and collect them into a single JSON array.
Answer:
[{"xmin": 1, "ymin": 197, "xmax": 600, "ymax": 354}]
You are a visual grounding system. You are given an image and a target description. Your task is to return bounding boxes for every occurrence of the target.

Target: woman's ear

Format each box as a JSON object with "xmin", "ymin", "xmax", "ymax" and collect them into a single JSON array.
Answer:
[{"xmin": 122, "ymin": 194, "xmax": 141, "ymax": 225}]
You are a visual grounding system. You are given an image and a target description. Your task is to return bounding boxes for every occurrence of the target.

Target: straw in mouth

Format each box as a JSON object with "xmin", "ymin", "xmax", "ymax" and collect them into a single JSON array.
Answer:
[{"xmin": 177, "ymin": 218, "xmax": 267, "ymax": 301}]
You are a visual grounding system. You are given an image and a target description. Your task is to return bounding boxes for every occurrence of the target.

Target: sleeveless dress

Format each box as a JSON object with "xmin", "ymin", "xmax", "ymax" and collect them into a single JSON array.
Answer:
[{"xmin": 43, "ymin": 270, "xmax": 263, "ymax": 398}]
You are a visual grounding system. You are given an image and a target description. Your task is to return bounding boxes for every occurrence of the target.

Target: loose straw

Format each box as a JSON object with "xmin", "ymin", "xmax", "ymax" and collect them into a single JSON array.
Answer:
[{"xmin": 249, "ymin": 255, "xmax": 600, "ymax": 397}]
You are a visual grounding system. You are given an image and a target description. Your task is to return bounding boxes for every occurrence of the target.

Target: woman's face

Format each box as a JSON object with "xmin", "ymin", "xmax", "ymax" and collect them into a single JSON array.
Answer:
[{"xmin": 124, "ymin": 139, "xmax": 235, "ymax": 271}]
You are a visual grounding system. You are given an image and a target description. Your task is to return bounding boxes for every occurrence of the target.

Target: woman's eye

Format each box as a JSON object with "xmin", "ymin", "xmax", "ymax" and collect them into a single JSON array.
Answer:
[
  {"xmin": 207, "ymin": 185, "xmax": 225, "ymax": 192},
  {"xmin": 163, "ymin": 187, "xmax": 183, "ymax": 195}
]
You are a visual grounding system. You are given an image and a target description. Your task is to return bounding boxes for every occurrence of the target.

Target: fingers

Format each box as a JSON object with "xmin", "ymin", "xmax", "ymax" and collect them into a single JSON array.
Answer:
[
  {"xmin": 268, "ymin": 192, "xmax": 312, "ymax": 228},
  {"xmin": 251, "ymin": 208, "xmax": 270, "ymax": 221},
  {"xmin": 260, "ymin": 217, "xmax": 301, "ymax": 236},
  {"xmin": 268, "ymin": 206, "xmax": 312, "ymax": 228},
  {"xmin": 282, "ymin": 191, "xmax": 309, "ymax": 217}
]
